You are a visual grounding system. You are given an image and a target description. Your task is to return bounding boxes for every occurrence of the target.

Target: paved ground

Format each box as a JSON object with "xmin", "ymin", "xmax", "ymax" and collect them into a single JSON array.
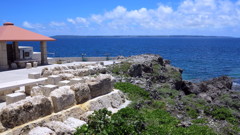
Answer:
[{"xmin": 0, "ymin": 61, "xmax": 115, "ymax": 84}]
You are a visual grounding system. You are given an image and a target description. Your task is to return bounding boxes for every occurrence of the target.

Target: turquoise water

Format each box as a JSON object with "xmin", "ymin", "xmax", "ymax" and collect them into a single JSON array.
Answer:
[{"xmin": 21, "ymin": 36, "xmax": 240, "ymax": 84}]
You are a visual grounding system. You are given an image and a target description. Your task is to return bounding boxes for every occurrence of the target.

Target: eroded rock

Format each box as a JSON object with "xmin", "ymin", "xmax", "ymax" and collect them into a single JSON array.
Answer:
[
  {"xmin": 28, "ymin": 126, "xmax": 56, "ymax": 135},
  {"xmin": 0, "ymin": 96, "xmax": 53, "ymax": 128},
  {"xmin": 50, "ymin": 86, "xmax": 76, "ymax": 112},
  {"xmin": 63, "ymin": 117, "xmax": 86, "ymax": 129},
  {"xmin": 70, "ymin": 83, "xmax": 91, "ymax": 104},
  {"xmin": 43, "ymin": 121, "xmax": 75, "ymax": 135},
  {"xmin": 88, "ymin": 74, "xmax": 114, "ymax": 98}
]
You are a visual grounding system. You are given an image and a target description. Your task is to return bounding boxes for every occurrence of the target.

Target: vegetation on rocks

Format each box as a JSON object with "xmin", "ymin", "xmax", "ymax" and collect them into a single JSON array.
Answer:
[
  {"xmin": 75, "ymin": 54, "xmax": 240, "ymax": 134},
  {"xmin": 75, "ymin": 82, "xmax": 216, "ymax": 135}
]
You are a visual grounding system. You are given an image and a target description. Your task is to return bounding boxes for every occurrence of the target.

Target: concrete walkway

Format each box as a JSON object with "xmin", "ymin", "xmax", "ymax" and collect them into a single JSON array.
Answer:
[{"xmin": 0, "ymin": 61, "xmax": 115, "ymax": 84}]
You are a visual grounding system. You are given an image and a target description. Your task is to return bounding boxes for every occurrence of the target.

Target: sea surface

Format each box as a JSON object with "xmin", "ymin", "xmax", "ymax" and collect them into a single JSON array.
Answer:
[{"xmin": 20, "ymin": 36, "xmax": 240, "ymax": 85}]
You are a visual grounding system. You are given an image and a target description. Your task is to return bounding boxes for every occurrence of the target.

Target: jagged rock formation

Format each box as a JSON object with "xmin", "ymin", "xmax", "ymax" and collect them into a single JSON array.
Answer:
[
  {"xmin": 107, "ymin": 54, "xmax": 240, "ymax": 134},
  {"xmin": 108, "ymin": 54, "xmax": 183, "ymax": 90}
]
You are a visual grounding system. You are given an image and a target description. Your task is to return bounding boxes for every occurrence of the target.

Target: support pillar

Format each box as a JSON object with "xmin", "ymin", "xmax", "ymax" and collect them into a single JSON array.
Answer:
[
  {"xmin": 13, "ymin": 41, "xmax": 20, "ymax": 60},
  {"xmin": 40, "ymin": 41, "xmax": 48, "ymax": 65},
  {"xmin": 0, "ymin": 42, "xmax": 9, "ymax": 70}
]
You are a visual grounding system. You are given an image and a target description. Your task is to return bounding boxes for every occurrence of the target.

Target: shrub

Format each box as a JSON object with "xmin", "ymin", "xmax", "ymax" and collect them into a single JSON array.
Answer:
[
  {"xmin": 157, "ymin": 88, "xmax": 180, "ymax": 99},
  {"xmin": 114, "ymin": 82, "xmax": 150, "ymax": 101},
  {"xmin": 74, "ymin": 108, "xmax": 145, "ymax": 135},
  {"xmin": 192, "ymin": 118, "xmax": 208, "ymax": 124},
  {"xmin": 186, "ymin": 107, "xmax": 199, "ymax": 119},
  {"xmin": 111, "ymin": 62, "xmax": 131, "ymax": 76},
  {"xmin": 204, "ymin": 106, "xmax": 238, "ymax": 125}
]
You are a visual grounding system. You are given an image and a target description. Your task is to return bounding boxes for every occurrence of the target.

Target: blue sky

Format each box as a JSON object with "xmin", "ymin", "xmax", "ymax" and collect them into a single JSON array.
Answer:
[{"xmin": 1, "ymin": 0, "xmax": 240, "ymax": 36}]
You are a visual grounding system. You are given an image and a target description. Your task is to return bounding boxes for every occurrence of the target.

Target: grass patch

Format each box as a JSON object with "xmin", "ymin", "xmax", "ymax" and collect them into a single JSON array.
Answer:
[
  {"xmin": 204, "ymin": 105, "xmax": 239, "ymax": 125},
  {"xmin": 157, "ymin": 88, "xmax": 180, "ymax": 99},
  {"xmin": 110, "ymin": 62, "xmax": 131, "ymax": 76},
  {"xmin": 186, "ymin": 107, "xmax": 199, "ymax": 119},
  {"xmin": 192, "ymin": 118, "xmax": 208, "ymax": 124},
  {"xmin": 75, "ymin": 82, "xmax": 216, "ymax": 135},
  {"xmin": 114, "ymin": 82, "xmax": 150, "ymax": 101}
]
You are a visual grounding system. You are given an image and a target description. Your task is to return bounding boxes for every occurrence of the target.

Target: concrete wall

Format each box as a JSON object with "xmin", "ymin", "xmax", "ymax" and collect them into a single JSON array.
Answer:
[{"xmin": 48, "ymin": 57, "xmax": 117, "ymax": 64}]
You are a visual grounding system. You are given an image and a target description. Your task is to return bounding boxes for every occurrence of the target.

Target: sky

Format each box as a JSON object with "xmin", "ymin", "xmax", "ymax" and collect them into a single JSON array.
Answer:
[{"xmin": 1, "ymin": 0, "xmax": 240, "ymax": 37}]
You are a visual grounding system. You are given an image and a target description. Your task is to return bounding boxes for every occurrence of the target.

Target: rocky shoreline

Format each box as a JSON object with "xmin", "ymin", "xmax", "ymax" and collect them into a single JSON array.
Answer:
[{"xmin": 107, "ymin": 54, "xmax": 240, "ymax": 134}]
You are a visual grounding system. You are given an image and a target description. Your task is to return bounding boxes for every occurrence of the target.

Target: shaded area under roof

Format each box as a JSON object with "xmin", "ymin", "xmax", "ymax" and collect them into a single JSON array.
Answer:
[{"xmin": 0, "ymin": 22, "xmax": 55, "ymax": 41}]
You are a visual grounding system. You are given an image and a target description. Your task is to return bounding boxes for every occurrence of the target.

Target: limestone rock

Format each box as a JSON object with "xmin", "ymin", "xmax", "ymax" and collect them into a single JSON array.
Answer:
[
  {"xmin": 70, "ymin": 83, "xmax": 91, "ymax": 104},
  {"xmin": 63, "ymin": 117, "xmax": 86, "ymax": 129},
  {"xmin": 50, "ymin": 86, "xmax": 76, "ymax": 112},
  {"xmin": 88, "ymin": 74, "xmax": 114, "ymax": 98},
  {"xmin": 48, "ymin": 75, "xmax": 62, "ymax": 85},
  {"xmin": 43, "ymin": 121, "xmax": 75, "ymax": 135},
  {"xmin": 59, "ymin": 73, "xmax": 74, "ymax": 80},
  {"xmin": 42, "ymin": 85, "xmax": 58, "ymax": 97},
  {"xmin": 85, "ymin": 90, "xmax": 125, "ymax": 111},
  {"xmin": 0, "ymin": 96, "xmax": 53, "ymax": 128},
  {"xmin": 31, "ymin": 86, "xmax": 44, "ymax": 96},
  {"xmin": 28, "ymin": 126, "xmax": 56, "ymax": 135},
  {"xmin": 41, "ymin": 68, "xmax": 53, "ymax": 77}
]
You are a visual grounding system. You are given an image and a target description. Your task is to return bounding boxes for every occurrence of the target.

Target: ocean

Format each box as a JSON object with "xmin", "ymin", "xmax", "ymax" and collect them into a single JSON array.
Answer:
[{"xmin": 20, "ymin": 36, "xmax": 240, "ymax": 85}]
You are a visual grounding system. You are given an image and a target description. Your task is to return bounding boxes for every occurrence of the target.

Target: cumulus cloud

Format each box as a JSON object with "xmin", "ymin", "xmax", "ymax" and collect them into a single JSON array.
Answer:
[
  {"xmin": 67, "ymin": 17, "xmax": 89, "ymax": 26},
  {"xmin": 22, "ymin": 21, "xmax": 45, "ymax": 29},
  {"xmin": 22, "ymin": 0, "xmax": 240, "ymax": 36},
  {"xmin": 65, "ymin": 0, "xmax": 239, "ymax": 35}
]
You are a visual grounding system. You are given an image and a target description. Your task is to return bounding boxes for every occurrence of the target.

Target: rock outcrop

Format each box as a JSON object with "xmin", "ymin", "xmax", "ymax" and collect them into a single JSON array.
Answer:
[
  {"xmin": 88, "ymin": 74, "xmax": 114, "ymax": 98},
  {"xmin": 28, "ymin": 127, "xmax": 56, "ymax": 135},
  {"xmin": 180, "ymin": 76, "xmax": 232, "ymax": 99},
  {"xmin": 0, "ymin": 96, "xmax": 53, "ymax": 128},
  {"xmin": 43, "ymin": 121, "xmax": 75, "ymax": 135},
  {"xmin": 108, "ymin": 54, "xmax": 183, "ymax": 90},
  {"xmin": 50, "ymin": 86, "xmax": 76, "ymax": 112},
  {"xmin": 70, "ymin": 83, "xmax": 91, "ymax": 104}
]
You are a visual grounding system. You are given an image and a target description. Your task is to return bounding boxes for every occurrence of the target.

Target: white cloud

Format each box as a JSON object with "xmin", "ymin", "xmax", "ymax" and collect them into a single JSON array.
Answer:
[
  {"xmin": 67, "ymin": 17, "xmax": 89, "ymax": 26},
  {"xmin": 22, "ymin": 21, "xmax": 34, "ymax": 28},
  {"xmin": 22, "ymin": 21, "xmax": 45, "ymax": 29},
  {"xmin": 22, "ymin": 0, "xmax": 240, "ymax": 36},
  {"xmin": 83, "ymin": 0, "xmax": 239, "ymax": 32}
]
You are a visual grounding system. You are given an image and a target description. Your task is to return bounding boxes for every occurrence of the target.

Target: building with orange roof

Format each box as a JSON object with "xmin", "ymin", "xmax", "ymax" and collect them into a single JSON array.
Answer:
[{"xmin": 0, "ymin": 22, "xmax": 55, "ymax": 70}]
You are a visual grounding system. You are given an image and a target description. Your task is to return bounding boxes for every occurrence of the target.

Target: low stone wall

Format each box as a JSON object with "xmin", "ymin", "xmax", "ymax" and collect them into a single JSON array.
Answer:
[
  {"xmin": 0, "ymin": 96, "xmax": 53, "ymax": 128},
  {"xmin": 0, "ymin": 90, "xmax": 126, "ymax": 135},
  {"xmin": 0, "ymin": 70, "xmax": 125, "ymax": 134},
  {"xmin": 48, "ymin": 57, "xmax": 117, "ymax": 64}
]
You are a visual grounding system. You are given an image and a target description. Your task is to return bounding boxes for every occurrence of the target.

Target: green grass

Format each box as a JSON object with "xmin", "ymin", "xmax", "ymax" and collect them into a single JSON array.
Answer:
[
  {"xmin": 192, "ymin": 118, "xmax": 208, "ymax": 124},
  {"xmin": 75, "ymin": 82, "xmax": 216, "ymax": 135},
  {"xmin": 114, "ymin": 82, "xmax": 150, "ymax": 101},
  {"xmin": 204, "ymin": 105, "xmax": 239, "ymax": 125},
  {"xmin": 157, "ymin": 88, "xmax": 180, "ymax": 99},
  {"xmin": 110, "ymin": 62, "xmax": 131, "ymax": 76},
  {"xmin": 152, "ymin": 63, "xmax": 162, "ymax": 76}
]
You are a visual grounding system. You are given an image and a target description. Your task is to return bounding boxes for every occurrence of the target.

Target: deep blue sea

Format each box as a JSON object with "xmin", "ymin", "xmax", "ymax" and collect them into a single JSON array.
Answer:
[{"xmin": 20, "ymin": 36, "xmax": 240, "ymax": 85}]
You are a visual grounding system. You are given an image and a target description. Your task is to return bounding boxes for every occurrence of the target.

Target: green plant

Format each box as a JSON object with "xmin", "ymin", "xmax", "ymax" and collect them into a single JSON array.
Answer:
[
  {"xmin": 114, "ymin": 82, "xmax": 150, "ymax": 101},
  {"xmin": 152, "ymin": 63, "xmax": 162, "ymax": 76},
  {"xmin": 157, "ymin": 88, "xmax": 180, "ymax": 99},
  {"xmin": 75, "ymin": 108, "xmax": 145, "ymax": 135},
  {"xmin": 204, "ymin": 106, "xmax": 238, "ymax": 125},
  {"xmin": 111, "ymin": 62, "xmax": 131, "ymax": 76},
  {"xmin": 186, "ymin": 107, "xmax": 199, "ymax": 119},
  {"xmin": 172, "ymin": 125, "xmax": 216, "ymax": 135},
  {"xmin": 75, "ymin": 83, "xmax": 217, "ymax": 135}
]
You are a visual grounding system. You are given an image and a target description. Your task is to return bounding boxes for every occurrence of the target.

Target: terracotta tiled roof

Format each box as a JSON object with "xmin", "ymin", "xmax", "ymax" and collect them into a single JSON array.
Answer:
[{"xmin": 0, "ymin": 22, "xmax": 55, "ymax": 41}]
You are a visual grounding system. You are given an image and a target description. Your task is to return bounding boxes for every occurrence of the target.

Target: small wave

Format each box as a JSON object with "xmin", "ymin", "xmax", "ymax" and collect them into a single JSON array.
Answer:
[{"xmin": 232, "ymin": 82, "xmax": 240, "ymax": 91}]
